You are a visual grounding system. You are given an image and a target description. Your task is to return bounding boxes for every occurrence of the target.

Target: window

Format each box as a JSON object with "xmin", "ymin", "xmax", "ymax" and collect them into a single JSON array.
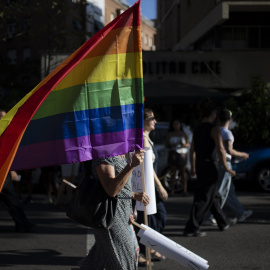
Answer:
[
  {"xmin": 216, "ymin": 26, "xmax": 270, "ymax": 49},
  {"xmin": 23, "ymin": 18, "xmax": 30, "ymax": 32},
  {"xmin": 7, "ymin": 49, "xmax": 17, "ymax": 65},
  {"xmin": 234, "ymin": 27, "xmax": 246, "ymax": 49},
  {"xmin": 220, "ymin": 28, "xmax": 233, "ymax": 48},
  {"xmin": 144, "ymin": 34, "xmax": 148, "ymax": 45},
  {"xmin": 261, "ymin": 27, "xmax": 270, "ymax": 48},
  {"xmin": 6, "ymin": 0, "xmax": 16, "ymax": 5},
  {"xmin": 6, "ymin": 21, "xmax": 16, "ymax": 38},
  {"xmin": 23, "ymin": 48, "xmax": 30, "ymax": 61},
  {"xmin": 73, "ymin": 19, "xmax": 83, "ymax": 30},
  {"xmin": 149, "ymin": 37, "xmax": 153, "ymax": 47},
  {"xmin": 247, "ymin": 28, "xmax": 259, "ymax": 48},
  {"xmin": 116, "ymin": 9, "xmax": 124, "ymax": 16},
  {"xmin": 110, "ymin": 13, "xmax": 115, "ymax": 22}
]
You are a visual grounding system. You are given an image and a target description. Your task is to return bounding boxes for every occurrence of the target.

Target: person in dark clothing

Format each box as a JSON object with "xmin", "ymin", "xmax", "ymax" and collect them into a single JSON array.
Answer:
[
  {"xmin": 183, "ymin": 98, "xmax": 237, "ymax": 237},
  {"xmin": 0, "ymin": 172, "xmax": 34, "ymax": 232},
  {"xmin": 0, "ymin": 110, "xmax": 34, "ymax": 233}
]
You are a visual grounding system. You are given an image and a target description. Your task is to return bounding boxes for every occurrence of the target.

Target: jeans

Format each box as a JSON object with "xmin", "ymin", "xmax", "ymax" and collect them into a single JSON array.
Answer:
[
  {"xmin": 218, "ymin": 161, "xmax": 232, "ymax": 208},
  {"xmin": 185, "ymin": 160, "xmax": 228, "ymax": 233},
  {"xmin": 219, "ymin": 161, "xmax": 245, "ymax": 217}
]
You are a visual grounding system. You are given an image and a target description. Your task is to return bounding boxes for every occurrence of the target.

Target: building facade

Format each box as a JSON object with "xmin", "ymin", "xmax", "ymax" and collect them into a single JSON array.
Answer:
[
  {"xmin": 105, "ymin": 0, "xmax": 157, "ymax": 51},
  {"xmin": 0, "ymin": 0, "xmax": 157, "ymax": 106},
  {"xmin": 142, "ymin": 0, "xmax": 270, "ymax": 121}
]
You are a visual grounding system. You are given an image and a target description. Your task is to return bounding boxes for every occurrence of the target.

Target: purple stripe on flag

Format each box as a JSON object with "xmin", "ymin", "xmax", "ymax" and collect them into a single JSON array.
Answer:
[{"xmin": 11, "ymin": 128, "xmax": 143, "ymax": 170}]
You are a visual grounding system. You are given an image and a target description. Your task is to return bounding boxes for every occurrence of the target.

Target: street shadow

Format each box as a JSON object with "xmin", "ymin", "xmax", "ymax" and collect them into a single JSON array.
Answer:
[{"xmin": 0, "ymin": 249, "xmax": 81, "ymax": 267}]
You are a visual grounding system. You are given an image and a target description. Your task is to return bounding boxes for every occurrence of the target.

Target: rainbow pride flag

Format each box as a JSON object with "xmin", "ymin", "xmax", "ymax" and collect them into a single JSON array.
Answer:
[{"xmin": 0, "ymin": 1, "xmax": 143, "ymax": 191}]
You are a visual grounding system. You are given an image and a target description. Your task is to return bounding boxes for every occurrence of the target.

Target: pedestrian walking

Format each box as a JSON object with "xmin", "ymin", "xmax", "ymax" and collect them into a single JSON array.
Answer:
[
  {"xmin": 134, "ymin": 108, "xmax": 167, "ymax": 262},
  {"xmin": 218, "ymin": 109, "xmax": 253, "ymax": 222},
  {"xmin": 78, "ymin": 149, "xmax": 145, "ymax": 270},
  {"xmin": 183, "ymin": 98, "xmax": 237, "ymax": 237}
]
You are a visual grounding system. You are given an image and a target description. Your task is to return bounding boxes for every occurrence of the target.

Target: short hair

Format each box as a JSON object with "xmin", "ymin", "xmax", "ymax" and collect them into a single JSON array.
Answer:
[{"xmin": 219, "ymin": 109, "xmax": 232, "ymax": 122}]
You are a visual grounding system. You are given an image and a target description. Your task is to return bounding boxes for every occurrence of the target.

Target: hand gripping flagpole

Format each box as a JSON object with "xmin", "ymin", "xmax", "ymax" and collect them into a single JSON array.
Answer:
[{"xmin": 140, "ymin": 160, "xmax": 152, "ymax": 270}]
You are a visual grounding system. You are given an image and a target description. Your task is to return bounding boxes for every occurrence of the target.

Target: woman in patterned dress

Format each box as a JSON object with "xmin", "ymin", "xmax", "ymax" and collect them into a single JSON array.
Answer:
[{"xmin": 79, "ymin": 149, "xmax": 146, "ymax": 270}]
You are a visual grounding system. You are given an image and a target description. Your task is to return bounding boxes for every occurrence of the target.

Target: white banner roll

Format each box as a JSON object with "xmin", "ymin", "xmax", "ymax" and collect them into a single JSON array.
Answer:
[
  {"xmin": 131, "ymin": 147, "xmax": 157, "ymax": 215},
  {"xmin": 138, "ymin": 225, "xmax": 209, "ymax": 270}
]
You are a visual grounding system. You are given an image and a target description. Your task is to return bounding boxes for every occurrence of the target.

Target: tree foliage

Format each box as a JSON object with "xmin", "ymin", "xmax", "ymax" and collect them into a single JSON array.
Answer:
[
  {"xmin": 0, "ymin": 0, "xmax": 88, "ymax": 110},
  {"xmin": 224, "ymin": 77, "xmax": 270, "ymax": 147}
]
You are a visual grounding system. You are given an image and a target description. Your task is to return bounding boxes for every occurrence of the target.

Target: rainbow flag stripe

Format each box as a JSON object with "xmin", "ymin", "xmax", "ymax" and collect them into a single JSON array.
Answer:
[{"xmin": 0, "ymin": 1, "xmax": 143, "ymax": 190}]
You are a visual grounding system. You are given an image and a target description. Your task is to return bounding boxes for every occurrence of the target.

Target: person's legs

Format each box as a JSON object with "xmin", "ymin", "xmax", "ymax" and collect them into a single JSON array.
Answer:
[
  {"xmin": 218, "ymin": 162, "xmax": 232, "ymax": 208},
  {"xmin": 210, "ymin": 189, "xmax": 229, "ymax": 230},
  {"xmin": 56, "ymin": 164, "xmax": 73, "ymax": 208},
  {"xmin": 0, "ymin": 178, "xmax": 32, "ymax": 232},
  {"xmin": 41, "ymin": 166, "xmax": 57, "ymax": 204},
  {"xmin": 55, "ymin": 181, "xmax": 67, "ymax": 208},
  {"xmin": 155, "ymin": 198, "xmax": 167, "ymax": 233},
  {"xmin": 184, "ymin": 162, "xmax": 219, "ymax": 236},
  {"xmin": 170, "ymin": 165, "xmax": 177, "ymax": 194},
  {"xmin": 179, "ymin": 166, "xmax": 187, "ymax": 194},
  {"xmin": 225, "ymin": 181, "xmax": 245, "ymax": 217},
  {"xmin": 67, "ymin": 163, "xmax": 80, "ymax": 204}
]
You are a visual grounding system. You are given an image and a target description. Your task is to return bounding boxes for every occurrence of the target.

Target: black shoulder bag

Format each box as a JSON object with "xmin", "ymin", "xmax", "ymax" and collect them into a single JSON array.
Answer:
[{"xmin": 66, "ymin": 162, "xmax": 118, "ymax": 229}]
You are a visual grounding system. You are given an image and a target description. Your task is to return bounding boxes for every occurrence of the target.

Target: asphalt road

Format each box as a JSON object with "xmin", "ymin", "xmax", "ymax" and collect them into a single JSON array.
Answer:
[{"xmin": 0, "ymin": 187, "xmax": 269, "ymax": 270}]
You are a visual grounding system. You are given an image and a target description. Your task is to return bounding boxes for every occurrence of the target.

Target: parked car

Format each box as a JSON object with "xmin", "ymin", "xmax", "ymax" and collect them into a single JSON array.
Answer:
[
  {"xmin": 232, "ymin": 145, "xmax": 270, "ymax": 192},
  {"xmin": 150, "ymin": 122, "xmax": 193, "ymax": 193}
]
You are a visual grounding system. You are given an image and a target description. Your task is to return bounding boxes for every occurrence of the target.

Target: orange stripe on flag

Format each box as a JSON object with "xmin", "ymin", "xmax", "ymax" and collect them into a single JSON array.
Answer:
[{"xmin": 0, "ymin": 130, "xmax": 26, "ymax": 191}]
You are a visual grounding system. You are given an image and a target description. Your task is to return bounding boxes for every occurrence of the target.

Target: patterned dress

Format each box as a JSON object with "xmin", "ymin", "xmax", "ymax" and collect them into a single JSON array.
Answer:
[{"xmin": 79, "ymin": 156, "xmax": 137, "ymax": 270}]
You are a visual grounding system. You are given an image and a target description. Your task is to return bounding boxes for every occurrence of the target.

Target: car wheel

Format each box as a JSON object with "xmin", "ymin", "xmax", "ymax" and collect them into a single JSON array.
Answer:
[
  {"xmin": 255, "ymin": 166, "xmax": 270, "ymax": 192},
  {"xmin": 159, "ymin": 167, "xmax": 185, "ymax": 193}
]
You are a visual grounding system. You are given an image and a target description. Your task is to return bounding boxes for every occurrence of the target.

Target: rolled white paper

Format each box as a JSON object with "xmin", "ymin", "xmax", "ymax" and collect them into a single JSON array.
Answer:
[
  {"xmin": 131, "ymin": 147, "xmax": 157, "ymax": 215},
  {"xmin": 138, "ymin": 224, "xmax": 209, "ymax": 270},
  {"xmin": 139, "ymin": 224, "xmax": 208, "ymax": 265}
]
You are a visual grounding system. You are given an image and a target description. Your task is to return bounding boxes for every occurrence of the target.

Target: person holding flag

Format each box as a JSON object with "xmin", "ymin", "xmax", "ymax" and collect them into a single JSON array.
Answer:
[
  {"xmin": 79, "ymin": 149, "xmax": 145, "ymax": 270},
  {"xmin": 0, "ymin": 1, "xmax": 144, "ymax": 268}
]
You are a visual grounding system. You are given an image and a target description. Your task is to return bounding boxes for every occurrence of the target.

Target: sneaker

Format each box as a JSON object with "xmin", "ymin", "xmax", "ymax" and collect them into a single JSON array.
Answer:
[
  {"xmin": 238, "ymin": 210, "xmax": 253, "ymax": 222},
  {"xmin": 220, "ymin": 217, "xmax": 237, "ymax": 231},
  {"xmin": 203, "ymin": 218, "xmax": 217, "ymax": 227},
  {"xmin": 183, "ymin": 230, "xmax": 207, "ymax": 237}
]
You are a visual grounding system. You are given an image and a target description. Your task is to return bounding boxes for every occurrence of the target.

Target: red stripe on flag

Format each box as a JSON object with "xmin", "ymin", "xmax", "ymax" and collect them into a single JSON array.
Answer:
[{"xmin": 0, "ymin": 1, "xmax": 141, "ymax": 191}]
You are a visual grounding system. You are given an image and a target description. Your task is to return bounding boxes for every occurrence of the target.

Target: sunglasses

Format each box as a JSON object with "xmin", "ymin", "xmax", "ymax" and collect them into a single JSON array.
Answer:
[{"xmin": 145, "ymin": 117, "xmax": 155, "ymax": 121}]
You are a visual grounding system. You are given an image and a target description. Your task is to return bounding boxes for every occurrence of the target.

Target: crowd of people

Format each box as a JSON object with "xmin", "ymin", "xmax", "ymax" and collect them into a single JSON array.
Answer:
[{"xmin": 0, "ymin": 99, "xmax": 254, "ymax": 269}]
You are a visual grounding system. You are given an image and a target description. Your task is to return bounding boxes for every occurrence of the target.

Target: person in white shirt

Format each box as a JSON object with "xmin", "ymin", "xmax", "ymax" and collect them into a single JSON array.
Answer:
[
  {"xmin": 218, "ymin": 109, "xmax": 253, "ymax": 222},
  {"xmin": 165, "ymin": 120, "xmax": 190, "ymax": 195}
]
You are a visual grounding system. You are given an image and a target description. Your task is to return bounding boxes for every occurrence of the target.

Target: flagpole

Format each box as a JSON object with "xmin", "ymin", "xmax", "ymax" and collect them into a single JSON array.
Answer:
[{"xmin": 141, "ymin": 161, "xmax": 152, "ymax": 270}]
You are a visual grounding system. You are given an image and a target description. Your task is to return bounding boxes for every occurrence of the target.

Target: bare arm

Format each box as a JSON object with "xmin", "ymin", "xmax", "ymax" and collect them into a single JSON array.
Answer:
[
  {"xmin": 10, "ymin": 171, "xmax": 19, "ymax": 181},
  {"xmin": 211, "ymin": 126, "xmax": 236, "ymax": 176},
  {"xmin": 144, "ymin": 136, "xmax": 168, "ymax": 200},
  {"xmin": 224, "ymin": 140, "xmax": 249, "ymax": 159},
  {"xmin": 182, "ymin": 133, "xmax": 190, "ymax": 148},
  {"xmin": 96, "ymin": 149, "xmax": 145, "ymax": 197},
  {"xmin": 153, "ymin": 169, "xmax": 168, "ymax": 200}
]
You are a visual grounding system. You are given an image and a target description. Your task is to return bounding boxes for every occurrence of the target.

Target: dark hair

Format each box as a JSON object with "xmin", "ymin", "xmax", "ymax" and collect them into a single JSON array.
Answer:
[
  {"xmin": 144, "ymin": 108, "xmax": 153, "ymax": 120},
  {"xmin": 198, "ymin": 98, "xmax": 216, "ymax": 118},
  {"xmin": 168, "ymin": 119, "xmax": 183, "ymax": 132},
  {"xmin": 219, "ymin": 109, "xmax": 231, "ymax": 123}
]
